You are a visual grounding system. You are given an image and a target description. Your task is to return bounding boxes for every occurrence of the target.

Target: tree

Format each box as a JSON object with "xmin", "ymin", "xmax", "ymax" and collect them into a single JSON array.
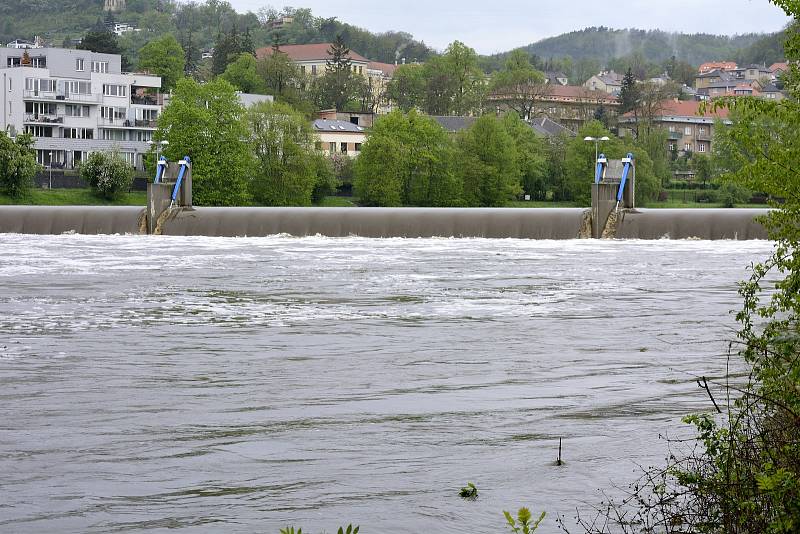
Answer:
[
  {"xmin": 456, "ymin": 115, "xmax": 522, "ymax": 207},
  {"xmin": 386, "ymin": 64, "xmax": 425, "ymax": 112},
  {"xmin": 220, "ymin": 53, "xmax": 266, "ymax": 94},
  {"xmin": 0, "ymin": 132, "xmax": 37, "ymax": 199},
  {"xmin": 78, "ymin": 30, "xmax": 121, "ymax": 55},
  {"xmin": 489, "ymin": 50, "xmax": 548, "ymax": 120},
  {"xmin": 354, "ymin": 110, "xmax": 461, "ymax": 207},
  {"xmin": 314, "ymin": 35, "xmax": 360, "ymax": 111},
  {"xmin": 179, "ymin": 31, "xmax": 200, "ymax": 77},
  {"xmin": 80, "ymin": 151, "xmax": 134, "ymax": 200},
  {"xmin": 500, "ymin": 113, "xmax": 549, "ymax": 200},
  {"xmin": 256, "ymin": 47, "xmax": 310, "ymax": 109},
  {"xmin": 246, "ymin": 101, "xmax": 320, "ymax": 206},
  {"xmin": 618, "ymin": 67, "xmax": 639, "ymax": 115},
  {"xmin": 137, "ymin": 34, "xmax": 185, "ymax": 92},
  {"xmin": 155, "ymin": 78, "xmax": 254, "ymax": 206},
  {"xmin": 442, "ymin": 41, "xmax": 485, "ymax": 116}
]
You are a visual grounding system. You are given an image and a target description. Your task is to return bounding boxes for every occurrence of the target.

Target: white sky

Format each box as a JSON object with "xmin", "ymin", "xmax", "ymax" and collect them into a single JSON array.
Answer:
[{"xmin": 226, "ymin": 0, "xmax": 792, "ymax": 54}]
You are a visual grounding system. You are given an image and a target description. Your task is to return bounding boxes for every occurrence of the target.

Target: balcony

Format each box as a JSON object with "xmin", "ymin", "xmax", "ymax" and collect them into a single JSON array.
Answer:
[
  {"xmin": 131, "ymin": 94, "xmax": 160, "ymax": 106},
  {"xmin": 23, "ymin": 90, "xmax": 100, "ymax": 103},
  {"xmin": 24, "ymin": 113, "xmax": 63, "ymax": 124},
  {"xmin": 667, "ymin": 131, "xmax": 681, "ymax": 140},
  {"xmin": 696, "ymin": 132, "xmax": 712, "ymax": 141},
  {"xmin": 97, "ymin": 117, "xmax": 158, "ymax": 129}
]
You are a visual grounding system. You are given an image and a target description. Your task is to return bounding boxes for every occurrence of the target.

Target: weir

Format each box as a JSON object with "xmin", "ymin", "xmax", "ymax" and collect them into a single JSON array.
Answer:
[{"xmin": 0, "ymin": 154, "xmax": 770, "ymax": 240}]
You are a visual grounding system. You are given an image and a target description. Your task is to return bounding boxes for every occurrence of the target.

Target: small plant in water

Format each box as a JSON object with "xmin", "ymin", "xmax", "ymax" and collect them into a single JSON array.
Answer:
[
  {"xmin": 337, "ymin": 525, "xmax": 359, "ymax": 534},
  {"xmin": 459, "ymin": 481, "xmax": 478, "ymax": 500},
  {"xmin": 279, "ymin": 528, "xmax": 301, "ymax": 534},
  {"xmin": 503, "ymin": 507, "xmax": 546, "ymax": 533}
]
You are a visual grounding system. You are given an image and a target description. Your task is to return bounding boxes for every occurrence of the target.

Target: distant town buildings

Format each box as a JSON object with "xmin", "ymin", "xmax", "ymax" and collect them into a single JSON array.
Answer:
[
  {"xmin": 103, "ymin": 0, "xmax": 126, "ymax": 12},
  {"xmin": 583, "ymin": 70, "xmax": 624, "ymax": 94},
  {"xmin": 618, "ymin": 100, "xmax": 731, "ymax": 156},
  {"xmin": 0, "ymin": 47, "xmax": 162, "ymax": 170},
  {"xmin": 312, "ymin": 117, "xmax": 367, "ymax": 157}
]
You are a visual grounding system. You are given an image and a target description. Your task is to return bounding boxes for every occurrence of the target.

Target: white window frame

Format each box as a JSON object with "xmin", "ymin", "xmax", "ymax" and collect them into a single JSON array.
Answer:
[{"xmin": 76, "ymin": 59, "xmax": 84, "ymax": 72}]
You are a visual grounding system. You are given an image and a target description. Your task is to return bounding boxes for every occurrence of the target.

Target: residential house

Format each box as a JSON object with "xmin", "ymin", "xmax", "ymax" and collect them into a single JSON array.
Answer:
[
  {"xmin": 313, "ymin": 119, "xmax": 367, "ymax": 157},
  {"xmin": 0, "ymin": 47, "xmax": 162, "ymax": 170},
  {"xmin": 316, "ymin": 109, "xmax": 375, "ymax": 128},
  {"xmin": 618, "ymin": 100, "xmax": 730, "ymax": 156},
  {"xmin": 760, "ymin": 83, "xmax": 786, "ymax": 101},
  {"xmin": 267, "ymin": 16, "xmax": 295, "ymax": 30},
  {"xmin": 104, "ymin": 0, "xmax": 126, "ymax": 11},
  {"xmin": 256, "ymin": 43, "xmax": 370, "ymax": 79},
  {"xmin": 769, "ymin": 62, "xmax": 789, "ymax": 78},
  {"xmin": 544, "ymin": 71, "xmax": 569, "ymax": 86},
  {"xmin": 583, "ymin": 71, "xmax": 624, "ymax": 94},
  {"xmin": 742, "ymin": 64, "xmax": 772, "ymax": 82},
  {"xmin": 6, "ymin": 38, "xmax": 43, "ymax": 50},
  {"xmin": 528, "ymin": 116, "xmax": 575, "ymax": 137},
  {"xmin": 698, "ymin": 61, "xmax": 737, "ymax": 74},
  {"xmin": 694, "ymin": 68, "xmax": 736, "ymax": 90}
]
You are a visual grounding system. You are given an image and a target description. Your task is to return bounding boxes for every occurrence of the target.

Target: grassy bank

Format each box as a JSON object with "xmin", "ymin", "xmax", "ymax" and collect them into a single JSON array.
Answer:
[{"xmin": 0, "ymin": 188, "xmax": 146, "ymax": 206}]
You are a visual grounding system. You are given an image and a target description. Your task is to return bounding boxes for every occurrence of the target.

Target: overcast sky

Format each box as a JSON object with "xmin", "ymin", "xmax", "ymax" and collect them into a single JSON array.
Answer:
[{"xmin": 225, "ymin": 0, "xmax": 791, "ymax": 54}]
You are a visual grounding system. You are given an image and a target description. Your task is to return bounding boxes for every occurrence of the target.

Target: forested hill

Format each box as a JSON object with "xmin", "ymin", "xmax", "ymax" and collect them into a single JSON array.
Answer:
[
  {"xmin": 0, "ymin": 1, "xmax": 435, "ymax": 65},
  {"xmin": 521, "ymin": 27, "xmax": 779, "ymax": 66}
]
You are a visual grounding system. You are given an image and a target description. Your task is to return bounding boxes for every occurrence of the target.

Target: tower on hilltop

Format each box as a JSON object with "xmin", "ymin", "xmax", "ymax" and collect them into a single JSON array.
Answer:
[{"xmin": 104, "ymin": 0, "xmax": 126, "ymax": 12}]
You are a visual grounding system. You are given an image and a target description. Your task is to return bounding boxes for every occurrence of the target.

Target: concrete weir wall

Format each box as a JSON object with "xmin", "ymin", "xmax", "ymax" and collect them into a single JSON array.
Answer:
[{"xmin": 0, "ymin": 205, "xmax": 769, "ymax": 240}]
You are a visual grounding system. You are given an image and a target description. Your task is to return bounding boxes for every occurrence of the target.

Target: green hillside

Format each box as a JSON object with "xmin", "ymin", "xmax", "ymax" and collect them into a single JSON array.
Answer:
[{"xmin": 522, "ymin": 27, "xmax": 769, "ymax": 65}]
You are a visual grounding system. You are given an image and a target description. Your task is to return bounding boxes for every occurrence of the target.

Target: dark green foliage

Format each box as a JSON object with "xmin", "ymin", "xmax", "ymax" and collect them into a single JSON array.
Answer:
[
  {"xmin": 156, "ymin": 78, "xmax": 254, "ymax": 206},
  {"xmin": 137, "ymin": 34, "xmax": 185, "ymax": 92},
  {"xmin": 80, "ymin": 151, "xmax": 134, "ymax": 200},
  {"xmin": 354, "ymin": 110, "xmax": 461, "ymax": 207},
  {"xmin": 456, "ymin": 115, "xmax": 522, "ymax": 207},
  {"xmin": 618, "ymin": 68, "xmax": 639, "ymax": 115},
  {"xmin": 220, "ymin": 53, "xmax": 266, "ymax": 94},
  {"xmin": 247, "ymin": 101, "xmax": 320, "ymax": 206},
  {"xmin": 459, "ymin": 482, "xmax": 478, "ymax": 500},
  {"xmin": 0, "ymin": 132, "xmax": 38, "ymax": 199}
]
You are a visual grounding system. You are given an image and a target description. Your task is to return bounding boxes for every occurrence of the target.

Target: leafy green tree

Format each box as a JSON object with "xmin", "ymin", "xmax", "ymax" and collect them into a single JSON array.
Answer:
[
  {"xmin": 137, "ymin": 34, "xmax": 185, "ymax": 92},
  {"xmin": 490, "ymin": 50, "xmax": 548, "ymax": 120},
  {"xmin": 220, "ymin": 53, "xmax": 266, "ymax": 94},
  {"xmin": 500, "ymin": 113, "xmax": 549, "ymax": 200},
  {"xmin": 246, "ymin": 101, "xmax": 319, "ymax": 206},
  {"xmin": 456, "ymin": 115, "xmax": 522, "ymax": 207},
  {"xmin": 80, "ymin": 151, "xmax": 134, "ymax": 200},
  {"xmin": 78, "ymin": 29, "xmax": 121, "ymax": 55},
  {"xmin": 386, "ymin": 64, "xmax": 425, "ymax": 112},
  {"xmin": 257, "ymin": 45, "xmax": 303, "ymax": 102},
  {"xmin": 314, "ymin": 35, "xmax": 360, "ymax": 111},
  {"xmin": 354, "ymin": 110, "xmax": 461, "ymax": 206},
  {"xmin": 155, "ymin": 78, "xmax": 254, "ymax": 206},
  {"xmin": 442, "ymin": 41, "xmax": 486, "ymax": 115},
  {"xmin": 0, "ymin": 132, "xmax": 37, "ymax": 199}
]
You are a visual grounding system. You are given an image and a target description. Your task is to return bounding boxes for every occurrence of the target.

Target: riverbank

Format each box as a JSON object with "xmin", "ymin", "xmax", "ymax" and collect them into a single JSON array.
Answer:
[{"xmin": 0, "ymin": 190, "xmax": 767, "ymax": 210}]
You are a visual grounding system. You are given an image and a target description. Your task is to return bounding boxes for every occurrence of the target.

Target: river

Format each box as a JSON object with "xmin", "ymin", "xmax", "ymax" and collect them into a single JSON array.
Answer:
[{"xmin": 0, "ymin": 234, "xmax": 773, "ymax": 533}]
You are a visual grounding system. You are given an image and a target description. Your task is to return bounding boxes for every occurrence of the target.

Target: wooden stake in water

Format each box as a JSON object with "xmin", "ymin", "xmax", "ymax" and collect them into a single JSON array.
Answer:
[{"xmin": 557, "ymin": 437, "xmax": 563, "ymax": 466}]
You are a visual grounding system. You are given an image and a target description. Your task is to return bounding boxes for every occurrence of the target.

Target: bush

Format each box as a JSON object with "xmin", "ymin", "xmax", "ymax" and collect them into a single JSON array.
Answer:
[
  {"xmin": 80, "ymin": 152, "xmax": 134, "ymax": 200},
  {"xmin": 311, "ymin": 155, "xmax": 337, "ymax": 204},
  {"xmin": 716, "ymin": 181, "xmax": 752, "ymax": 208},
  {"xmin": 0, "ymin": 132, "xmax": 38, "ymax": 199}
]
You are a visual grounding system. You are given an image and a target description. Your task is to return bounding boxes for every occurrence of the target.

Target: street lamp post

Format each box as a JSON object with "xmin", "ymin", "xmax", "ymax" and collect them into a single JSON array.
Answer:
[
  {"xmin": 48, "ymin": 151, "xmax": 52, "ymax": 189},
  {"xmin": 584, "ymin": 136, "xmax": 610, "ymax": 162},
  {"xmin": 147, "ymin": 140, "xmax": 169, "ymax": 165}
]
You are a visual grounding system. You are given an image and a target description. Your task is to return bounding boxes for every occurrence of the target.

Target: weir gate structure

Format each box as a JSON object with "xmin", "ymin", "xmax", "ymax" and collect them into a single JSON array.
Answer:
[{"xmin": 0, "ymin": 155, "xmax": 770, "ymax": 240}]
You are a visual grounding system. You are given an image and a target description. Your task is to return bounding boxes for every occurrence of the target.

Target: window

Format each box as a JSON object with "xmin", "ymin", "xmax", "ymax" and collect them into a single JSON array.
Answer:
[
  {"xmin": 25, "ymin": 126, "xmax": 53, "ymax": 137},
  {"xmin": 699, "ymin": 127, "xmax": 706, "ymax": 135},
  {"xmin": 311, "ymin": 65, "xmax": 317, "ymax": 75},
  {"xmin": 103, "ymin": 84, "xmax": 127, "ymax": 97},
  {"xmin": 63, "ymin": 127, "xmax": 94, "ymax": 139},
  {"xmin": 698, "ymin": 143, "xmax": 707, "ymax": 153},
  {"xmin": 668, "ymin": 143, "xmax": 676, "ymax": 151},
  {"xmin": 329, "ymin": 142, "xmax": 336, "ymax": 153},
  {"xmin": 668, "ymin": 125, "xmax": 675, "ymax": 132},
  {"xmin": 7, "ymin": 56, "xmax": 21, "ymax": 67},
  {"xmin": 91, "ymin": 61, "xmax": 108, "ymax": 73},
  {"xmin": 66, "ymin": 80, "xmax": 92, "ymax": 95},
  {"xmin": 65, "ymin": 104, "xmax": 90, "ymax": 117},
  {"xmin": 685, "ymin": 143, "xmax": 691, "ymax": 151},
  {"xmin": 340, "ymin": 142, "xmax": 348, "ymax": 154},
  {"xmin": 354, "ymin": 143, "xmax": 362, "ymax": 152},
  {"xmin": 301, "ymin": 66, "xmax": 306, "ymax": 75},
  {"xmin": 25, "ymin": 78, "xmax": 56, "ymax": 93},
  {"xmin": 76, "ymin": 59, "xmax": 84, "ymax": 71},
  {"xmin": 684, "ymin": 126, "xmax": 692, "ymax": 135}
]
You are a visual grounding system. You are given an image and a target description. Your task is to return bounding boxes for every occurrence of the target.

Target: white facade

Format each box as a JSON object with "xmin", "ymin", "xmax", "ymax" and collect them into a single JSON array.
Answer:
[{"xmin": 0, "ymin": 48, "xmax": 161, "ymax": 170}]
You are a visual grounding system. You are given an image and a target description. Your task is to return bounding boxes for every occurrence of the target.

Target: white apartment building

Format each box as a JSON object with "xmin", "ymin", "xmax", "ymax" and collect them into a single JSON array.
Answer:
[{"xmin": 0, "ymin": 47, "xmax": 162, "ymax": 170}]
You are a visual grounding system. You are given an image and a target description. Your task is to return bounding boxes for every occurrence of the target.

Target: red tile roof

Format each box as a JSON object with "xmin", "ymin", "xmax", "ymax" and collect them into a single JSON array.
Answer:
[
  {"xmin": 544, "ymin": 84, "xmax": 619, "ymax": 103},
  {"xmin": 698, "ymin": 61, "xmax": 738, "ymax": 74},
  {"xmin": 368, "ymin": 61, "xmax": 398, "ymax": 77},
  {"xmin": 624, "ymin": 100, "xmax": 729, "ymax": 119},
  {"xmin": 769, "ymin": 62, "xmax": 789, "ymax": 73},
  {"xmin": 256, "ymin": 43, "xmax": 369, "ymax": 63}
]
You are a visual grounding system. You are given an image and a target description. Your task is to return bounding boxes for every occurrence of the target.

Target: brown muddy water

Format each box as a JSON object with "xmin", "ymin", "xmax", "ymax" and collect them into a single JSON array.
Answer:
[{"xmin": 0, "ymin": 234, "xmax": 773, "ymax": 533}]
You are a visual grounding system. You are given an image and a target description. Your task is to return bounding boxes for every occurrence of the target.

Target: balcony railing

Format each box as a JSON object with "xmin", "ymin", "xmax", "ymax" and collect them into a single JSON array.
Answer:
[
  {"xmin": 24, "ymin": 113, "xmax": 63, "ymax": 124},
  {"xmin": 23, "ymin": 90, "xmax": 100, "ymax": 103},
  {"xmin": 131, "ymin": 95, "xmax": 159, "ymax": 106},
  {"xmin": 97, "ymin": 117, "xmax": 158, "ymax": 128},
  {"xmin": 696, "ymin": 132, "xmax": 712, "ymax": 141},
  {"xmin": 667, "ymin": 131, "xmax": 681, "ymax": 140}
]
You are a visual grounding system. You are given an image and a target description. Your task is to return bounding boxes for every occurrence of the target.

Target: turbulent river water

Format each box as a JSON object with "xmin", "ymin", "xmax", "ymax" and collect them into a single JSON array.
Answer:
[{"xmin": 0, "ymin": 234, "xmax": 773, "ymax": 533}]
